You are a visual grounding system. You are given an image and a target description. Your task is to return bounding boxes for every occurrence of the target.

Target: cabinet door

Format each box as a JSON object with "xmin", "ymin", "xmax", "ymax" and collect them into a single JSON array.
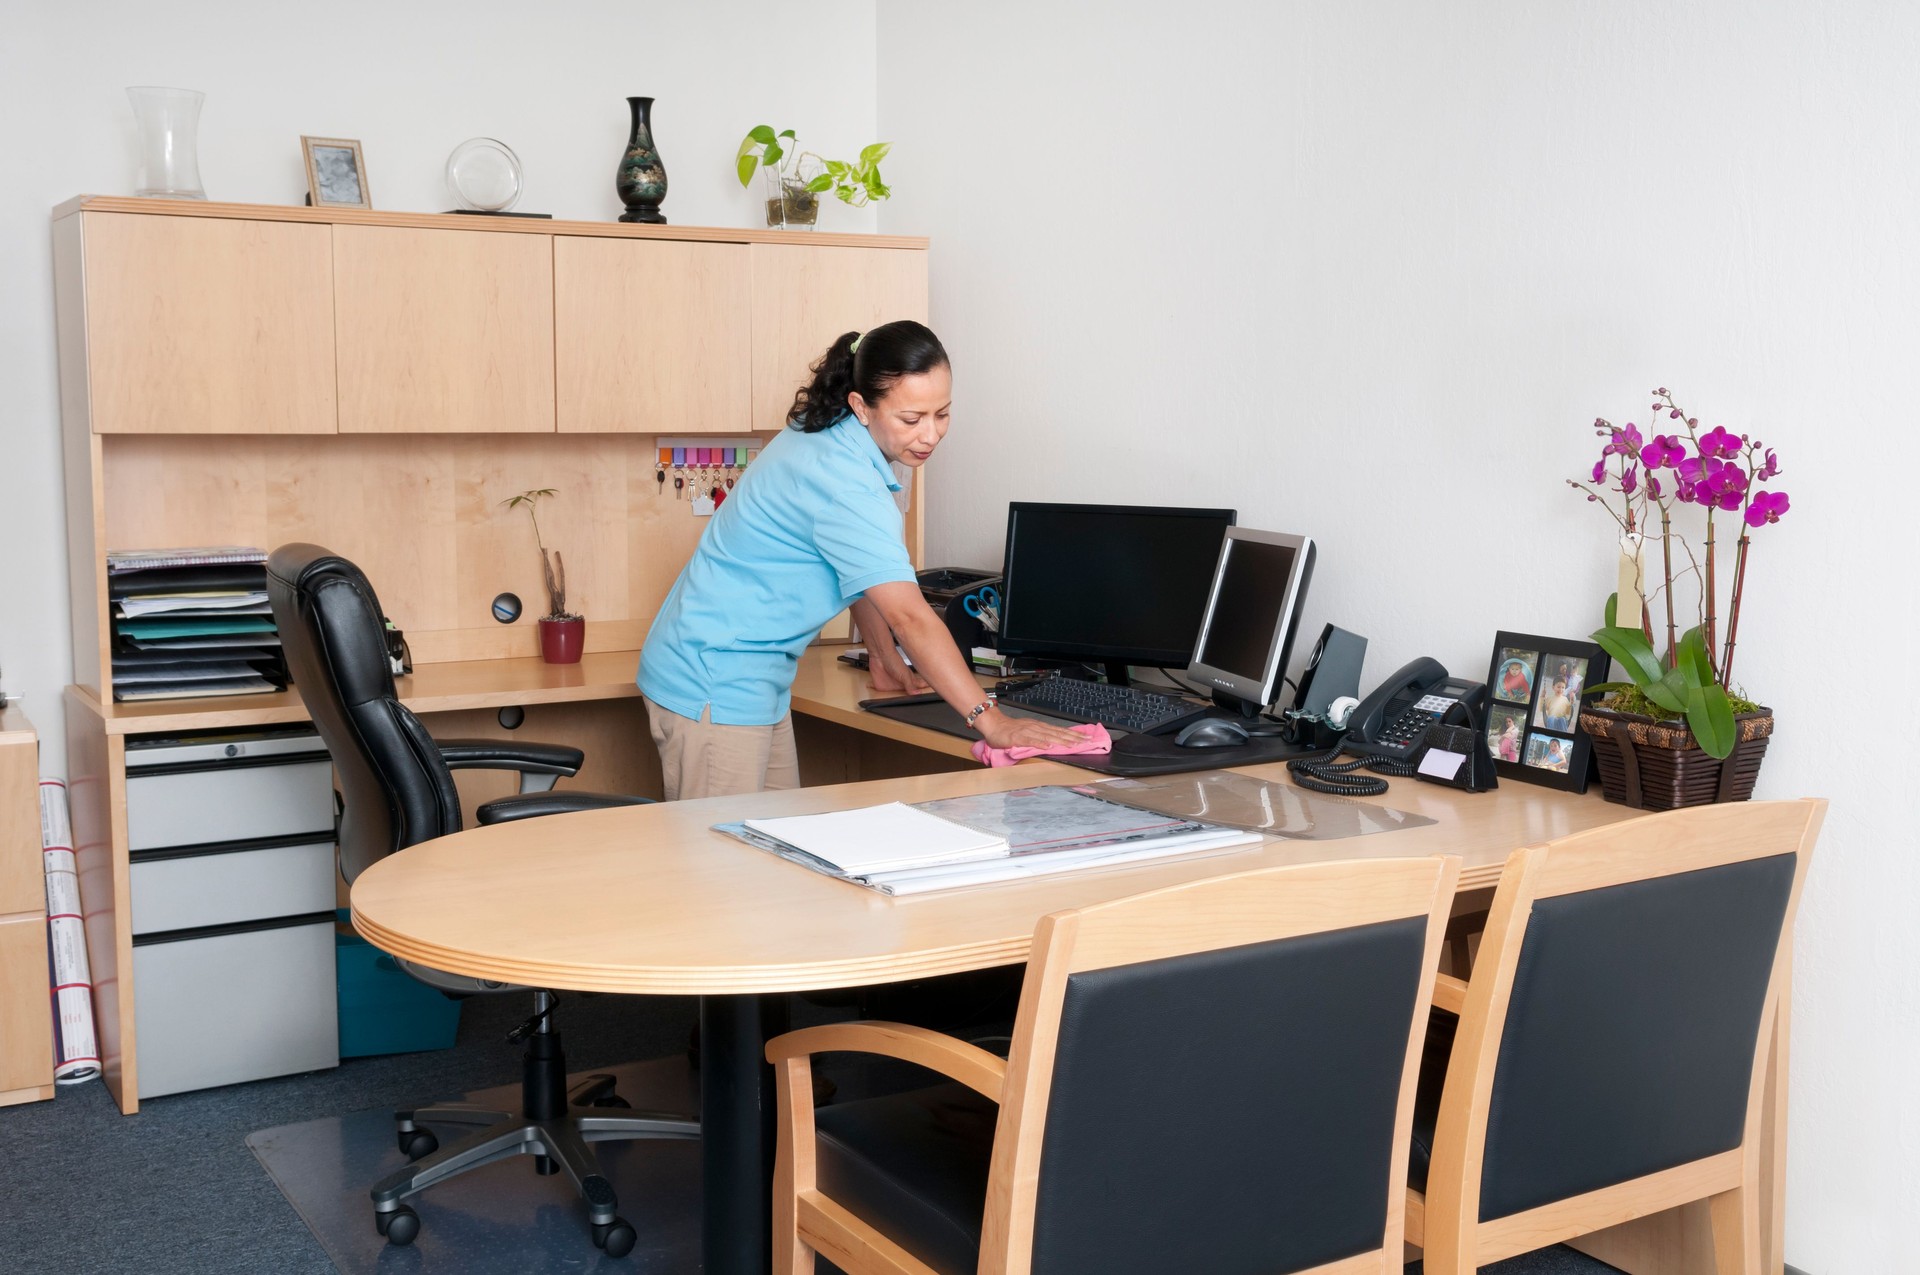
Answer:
[
  {"xmin": 0, "ymin": 917, "xmax": 53, "ymax": 1095},
  {"xmin": 555, "ymin": 238, "xmax": 751, "ymax": 433},
  {"xmin": 83, "ymin": 213, "xmax": 336, "ymax": 434},
  {"xmin": 334, "ymin": 224, "xmax": 554, "ymax": 433},
  {"xmin": 749, "ymin": 244, "xmax": 929, "ymax": 429}
]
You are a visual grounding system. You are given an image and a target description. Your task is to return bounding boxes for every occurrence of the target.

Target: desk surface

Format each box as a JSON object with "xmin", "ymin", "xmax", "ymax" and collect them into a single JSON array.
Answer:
[
  {"xmin": 72, "ymin": 645, "xmax": 962, "ymax": 739},
  {"xmin": 351, "ymin": 759, "xmax": 1634, "ymax": 997}
]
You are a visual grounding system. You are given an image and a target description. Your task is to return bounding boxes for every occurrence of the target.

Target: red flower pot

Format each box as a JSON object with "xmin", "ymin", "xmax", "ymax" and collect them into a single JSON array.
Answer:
[{"xmin": 538, "ymin": 616, "xmax": 585, "ymax": 664}]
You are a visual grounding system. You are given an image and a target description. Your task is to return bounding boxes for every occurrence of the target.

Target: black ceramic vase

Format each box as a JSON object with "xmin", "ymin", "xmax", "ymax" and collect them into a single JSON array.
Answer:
[{"xmin": 616, "ymin": 96, "xmax": 668, "ymax": 224}]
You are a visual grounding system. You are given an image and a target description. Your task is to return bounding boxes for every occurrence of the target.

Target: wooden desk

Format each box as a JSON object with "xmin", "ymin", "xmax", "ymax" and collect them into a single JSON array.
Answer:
[{"xmin": 352, "ymin": 758, "xmax": 1641, "ymax": 1275}]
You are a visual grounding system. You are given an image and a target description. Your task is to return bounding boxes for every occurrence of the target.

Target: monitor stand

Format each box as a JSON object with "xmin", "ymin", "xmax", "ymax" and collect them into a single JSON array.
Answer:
[
  {"xmin": 1210, "ymin": 689, "xmax": 1264, "ymax": 719},
  {"xmin": 1103, "ymin": 661, "xmax": 1133, "ymax": 687}
]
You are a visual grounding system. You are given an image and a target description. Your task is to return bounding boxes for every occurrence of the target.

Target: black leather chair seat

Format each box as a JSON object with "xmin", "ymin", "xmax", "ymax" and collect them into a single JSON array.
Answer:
[{"xmin": 814, "ymin": 1082, "xmax": 998, "ymax": 1275}]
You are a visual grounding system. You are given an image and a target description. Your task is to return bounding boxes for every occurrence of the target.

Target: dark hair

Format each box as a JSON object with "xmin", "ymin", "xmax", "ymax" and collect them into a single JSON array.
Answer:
[{"xmin": 787, "ymin": 319, "xmax": 949, "ymax": 433}]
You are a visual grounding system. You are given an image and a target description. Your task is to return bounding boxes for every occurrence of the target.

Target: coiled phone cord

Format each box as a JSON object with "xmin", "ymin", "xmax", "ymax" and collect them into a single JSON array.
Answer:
[{"xmin": 1287, "ymin": 734, "xmax": 1416, "ymax": 797}]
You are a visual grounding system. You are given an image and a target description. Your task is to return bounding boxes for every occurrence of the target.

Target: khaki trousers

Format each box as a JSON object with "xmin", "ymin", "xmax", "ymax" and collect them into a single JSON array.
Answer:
[{"xmin": 643, "ymin": 695, "xmax": 800, "ymax": 802}]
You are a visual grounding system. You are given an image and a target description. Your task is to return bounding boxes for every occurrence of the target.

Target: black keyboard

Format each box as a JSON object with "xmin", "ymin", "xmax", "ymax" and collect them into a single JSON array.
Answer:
[{"xmin": 995, "ymin": 677, "xmax": 1210, "ymax": 735}]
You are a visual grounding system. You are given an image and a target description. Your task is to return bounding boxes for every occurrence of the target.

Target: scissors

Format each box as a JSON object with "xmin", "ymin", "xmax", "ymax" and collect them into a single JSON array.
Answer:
[{"xmin": 962, "ymin": 585, "xmax": 1001, "ymax": 632}]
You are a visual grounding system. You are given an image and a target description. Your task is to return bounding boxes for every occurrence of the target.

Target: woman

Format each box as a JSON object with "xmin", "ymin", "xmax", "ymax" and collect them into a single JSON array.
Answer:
[{"xmin": 638, "ymin": 320, "xmax": 1084, "ymax": 800}]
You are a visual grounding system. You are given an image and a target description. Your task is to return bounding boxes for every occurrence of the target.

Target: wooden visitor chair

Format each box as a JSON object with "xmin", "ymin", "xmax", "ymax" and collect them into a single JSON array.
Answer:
[
  {"xmin": 1405, "ymin": 799, "xmax": 1824, "ymax": 1275},
  {"xmin": 767, "ymin": 855, "xmax": 1462, "ymax": 1275}
]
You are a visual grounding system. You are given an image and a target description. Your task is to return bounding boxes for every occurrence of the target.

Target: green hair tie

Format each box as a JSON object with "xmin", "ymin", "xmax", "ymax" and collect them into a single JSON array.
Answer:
[{"xmin": 850, "ymin": 331, "xmax": 864, "ymax": 354}]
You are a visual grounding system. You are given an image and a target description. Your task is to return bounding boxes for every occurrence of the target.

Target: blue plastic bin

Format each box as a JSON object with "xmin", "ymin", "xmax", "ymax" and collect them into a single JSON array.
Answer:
[{"xmin": 334, "ymin": 910, "xmax": 462, "ymax": 1057}]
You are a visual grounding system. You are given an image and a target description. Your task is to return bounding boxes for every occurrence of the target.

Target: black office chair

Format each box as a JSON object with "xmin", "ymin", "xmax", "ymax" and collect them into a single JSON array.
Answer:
[
  {"xmin": 766, "ymin": 855, "xmax": 1461, "ymax": 1275},
  {"xmin": 266, "ymin": 543, "xmax": 698, "ymax": 1258}
]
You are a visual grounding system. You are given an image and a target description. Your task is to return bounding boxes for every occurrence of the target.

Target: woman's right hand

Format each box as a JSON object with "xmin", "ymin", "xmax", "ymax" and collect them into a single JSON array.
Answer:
[{"xmin": 976, "ymin": 707, "xmax": 1095, "ymax": 753}]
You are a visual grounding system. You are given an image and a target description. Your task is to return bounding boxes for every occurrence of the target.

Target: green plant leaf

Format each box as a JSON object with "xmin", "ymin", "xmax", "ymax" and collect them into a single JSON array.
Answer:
[
  {"xmin": 1675, "ymin": 626, "xmax": 1716, "ymax": 686},
  {"xmin": 1591, "ymin": 623, "xmax": 1665, "ymax": 691},
  {"xmin": 778, "ymin": 129, "xmax": 795, "ymax": 140},
  {"xmin": 735, "ymin": 153, "xmax": 758, "ymax": 188},
  {"xmin": 762, "ymin": 142, "xmax": 783, "ymax": 167},
  {"xmin": 836, "ymin": 186, "xmax": 856, "ymax": 203},
  {"xmin": 859, "ymin": 142, "xmax": 892, "ymax": 166},
  {"xmin": 805, "ymin": 174, "xmax": 834, "ymax": 193},
  {"xmin": 1584, "ymin": 680, "xmax": 1635, "ymax": 697},
  {"xmin": 1685, "ymin": 681, "xmax": 1737, "ymax": 759},
  {"xmin": 1604, "ymin": 592, "xmax": 1619, "ymax": 628},
  {"xmin": 748, "ymin": 125, "xmax": 777, "ymax": 146},
  {"xmin": 825, "ymin": 160, "xmax": 849, "ymax": 178},
  {"xmin": 1652, "ymin": 666, "xmax": 1690, "ymax": 715}
]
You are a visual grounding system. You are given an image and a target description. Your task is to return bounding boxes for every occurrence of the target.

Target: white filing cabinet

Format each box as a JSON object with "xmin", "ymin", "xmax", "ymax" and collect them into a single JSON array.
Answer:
[{"xmin": 125, "ymin": 728, "xmax": 340, "ymax": 1098}]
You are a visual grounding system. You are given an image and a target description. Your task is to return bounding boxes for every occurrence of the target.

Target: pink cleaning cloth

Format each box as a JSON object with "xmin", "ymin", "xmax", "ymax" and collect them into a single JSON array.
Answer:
[{"xmin": 971, "ymin": 722, "xmax": 1113, "ymax": 767}]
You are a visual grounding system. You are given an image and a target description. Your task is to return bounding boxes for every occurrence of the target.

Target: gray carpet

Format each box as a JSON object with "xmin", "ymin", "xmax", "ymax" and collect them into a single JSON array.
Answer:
[{"xmin": 0, "ymin": 989, "xmax": 1622, "ymax": 1274}]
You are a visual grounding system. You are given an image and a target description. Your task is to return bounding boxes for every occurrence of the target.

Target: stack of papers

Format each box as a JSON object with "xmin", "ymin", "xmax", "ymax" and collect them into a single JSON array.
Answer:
[
  {"xmin": 104, "ymin": 549, "xmax": 288, "ymax": 702},
  {"xmin": 719, "ymin": 787, "xmax": 1262, "ymax": 895}
]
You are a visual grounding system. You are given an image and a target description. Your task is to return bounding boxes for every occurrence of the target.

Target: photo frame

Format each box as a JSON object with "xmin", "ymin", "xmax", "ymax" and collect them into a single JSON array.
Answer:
[
  {"xmin": 301, "ymin": 136, "xmax": 372, "ymax": 210},
  {"xmin": 1483, "ymin": 630, "xmax": 1610, "ymax": 793}
]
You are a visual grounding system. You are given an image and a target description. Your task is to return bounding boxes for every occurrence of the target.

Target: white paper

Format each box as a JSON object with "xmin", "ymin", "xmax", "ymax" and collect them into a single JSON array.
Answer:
[
  {"xmin": 1417, "ymin": 748, "xmax": 1468, "ymax": 781},
  {"xmin": 863, "ymin": 828, "xmax": 1261, "ymax": 894},
  {"xmin": 743, "ymin": 801, "xmax": 1006, "ymax": 875}
]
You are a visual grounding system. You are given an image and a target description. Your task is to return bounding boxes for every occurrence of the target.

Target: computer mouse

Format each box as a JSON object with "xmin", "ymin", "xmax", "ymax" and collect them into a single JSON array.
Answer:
[{"xmin": 1174, "ymin": 717, "xmax": 1253, "ymax": 749}]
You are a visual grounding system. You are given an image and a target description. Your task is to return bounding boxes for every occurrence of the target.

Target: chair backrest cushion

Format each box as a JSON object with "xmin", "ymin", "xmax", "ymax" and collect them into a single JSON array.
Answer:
[
  {"xmin": 1478, "ymin": 851, "xmax": 1795, "ymax": 1220},
  {"xmin": 1028, "ymin": 916, "xmax": 1428, "ymax": 1275},
  {"xmin": 265, "ymin": 544, "xmax": 462, "ymax": 882}
]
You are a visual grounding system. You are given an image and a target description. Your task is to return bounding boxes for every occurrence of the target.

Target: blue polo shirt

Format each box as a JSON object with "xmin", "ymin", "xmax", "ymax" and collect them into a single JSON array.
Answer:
[{"xmin": 638, "ymin": 418, "xmax": 917, "ymax": 726}]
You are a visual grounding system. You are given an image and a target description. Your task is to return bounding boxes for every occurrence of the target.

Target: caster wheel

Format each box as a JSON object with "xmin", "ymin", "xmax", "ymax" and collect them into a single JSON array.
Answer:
[
  {"xmin": 377, "ymin": 1206, "xmax": 420, "ymax": 1246},
  {"xmin": 592, "ymin": 1217, "xmax": 637, "ymax": 1258},
  {"xmin": 590, "ymin": 1094, "xmax": 632, "ymax": 1109},
  {"xmin": 398, "ymin": 1128, "xmax": 438, "ymax": 1159}
]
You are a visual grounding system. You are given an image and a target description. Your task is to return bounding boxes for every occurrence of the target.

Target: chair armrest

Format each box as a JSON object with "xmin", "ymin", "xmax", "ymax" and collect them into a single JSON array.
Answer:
[
  {"xmin": 1432, "ymin": 973, "xmax": 1469, "ymax": 1016},
  {"xmin": 766, "ymin": 1021, "xmax": 1007, "ymax": 1101},
  {"xmin": 436, "ymin": 738, "xmax": 584, "ymax": 777},
  {"xmin": 476, "ymin": 792, "xmax": 652, "ymax": 825}
]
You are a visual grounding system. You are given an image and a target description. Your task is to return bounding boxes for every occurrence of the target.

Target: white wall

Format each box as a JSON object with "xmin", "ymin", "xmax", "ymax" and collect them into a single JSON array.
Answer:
[
  {"xmin": 0, "ymin": 0, "xmax": 880, "ymax": 768},
  {"xmin": 879, "ymin": 2, "xmax": 1914, "ymax": 1269}
]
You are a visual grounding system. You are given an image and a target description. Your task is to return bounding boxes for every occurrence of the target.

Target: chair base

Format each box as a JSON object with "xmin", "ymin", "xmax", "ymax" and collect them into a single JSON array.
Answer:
[{"xmin": 370, "ymin": 1025, "xmax": 699, "ymax": 1255}]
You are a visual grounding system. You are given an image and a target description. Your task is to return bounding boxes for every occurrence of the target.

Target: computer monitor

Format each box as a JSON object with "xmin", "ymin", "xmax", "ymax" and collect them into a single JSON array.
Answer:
[
  {"xmin": 1185, "ymin": 528, "xmax": 1317, "ymax": 717},
  {"xmin": 995, "ymin": 502, "xmax": 1237, "ymax": 683}
]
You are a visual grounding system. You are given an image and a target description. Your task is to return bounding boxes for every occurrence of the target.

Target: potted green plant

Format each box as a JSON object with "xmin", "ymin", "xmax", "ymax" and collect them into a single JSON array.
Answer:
[
  {"xmin": 1568, "ymin": 388, "xmax": 1790, "ymax": 809},
  {"xmin": 734, "ymin": 125, "xmax": 892, "ymax": 229},
  {"xmin": 503, "ymin": 488, "xmax": 584, "ymax": 664}
]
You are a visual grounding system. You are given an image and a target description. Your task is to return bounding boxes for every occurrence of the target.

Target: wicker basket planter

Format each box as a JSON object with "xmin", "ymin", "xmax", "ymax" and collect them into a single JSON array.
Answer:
[{"xmin": 1579, "ymin": 704, "xmax": 1774, "ymax": 811}]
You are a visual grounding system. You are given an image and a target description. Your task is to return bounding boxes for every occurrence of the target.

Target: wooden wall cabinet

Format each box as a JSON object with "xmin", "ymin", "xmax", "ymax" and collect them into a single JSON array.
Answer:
[
  {"xmin": 81, "ymin": 213, "xmax": 336, "ymax": 435},
  {"xmin": 556, "ymin": 238, "xmax": 752, "ymax": 433},
  {"xmin": 0, "ymin": 708, "xmax": 54, "ymax": 1107},
  {"xmin": 334, "ymin": 224, "xmax": 556, "ymax": 433},
  {"xmin": 750, "ymin": 243, "xmax": 932, "ymax": 429}
]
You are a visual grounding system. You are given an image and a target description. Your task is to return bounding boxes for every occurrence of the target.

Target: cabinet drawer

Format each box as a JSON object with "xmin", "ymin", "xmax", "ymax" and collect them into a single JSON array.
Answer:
[
  {"xmin": 126, "ymin": 753, "xmax": 334, "ymax": 852},
  {"xmin": 130, "ymin": 837, "xmax": 336, "ymax": 936},
  {"xmin": 133, "ymin": 914, "xmax": 338, "ymax": 1098}
]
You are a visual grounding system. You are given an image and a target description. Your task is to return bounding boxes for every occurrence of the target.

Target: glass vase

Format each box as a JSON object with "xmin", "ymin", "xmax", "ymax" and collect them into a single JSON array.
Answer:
[{"xmin": 126, "ymin": 87, "xmax": 206, "ymax": 200}]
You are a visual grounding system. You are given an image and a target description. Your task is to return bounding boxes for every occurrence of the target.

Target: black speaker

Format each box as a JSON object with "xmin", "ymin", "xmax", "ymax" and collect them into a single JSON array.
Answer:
[{"xmin": 1292, "ymin": 624, "xmax": 1367, "ymax": 717}]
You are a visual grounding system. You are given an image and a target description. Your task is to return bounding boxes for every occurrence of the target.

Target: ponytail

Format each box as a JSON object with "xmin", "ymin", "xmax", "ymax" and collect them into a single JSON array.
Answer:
[{"xmin": 787, "ymin": 319, "xmax": 950, "ymax": 433}]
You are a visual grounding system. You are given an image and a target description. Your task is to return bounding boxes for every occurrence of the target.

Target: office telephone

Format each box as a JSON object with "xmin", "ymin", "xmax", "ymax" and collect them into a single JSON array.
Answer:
[
  {"xmin": 1343, "ymin": 657, "xmax": 1488, "ymax": 763},
  {"xmin": 1289, "ymin": 657, "xmax": 1488, "ymax": 797}
]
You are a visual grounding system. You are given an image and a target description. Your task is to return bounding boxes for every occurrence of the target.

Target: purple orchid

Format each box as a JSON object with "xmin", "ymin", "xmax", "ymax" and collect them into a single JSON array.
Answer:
[
  {"xmin": 1646, "ymin": 473, "xmax": 1663, "ymax": 498},
  {"xmin": 1592, "ymin": 459, "xmax": 1607, "ymax": 483},
  {"xmin": 1641, "ymin": 435, "xmax": 1686, "ymax": 469},
  {"xmin": 1744, "ymin": 490, "xmax": 1790, "ymax": 526},
  {"xmin": 1757, "ymin": 448, "xmax": 1781, "ymax": 480},
  {"xmin": 1603, "ymin": 423, "xmax": 1644, "ymax": 457},
  {"xmin": 1620, "ymin": 465, "xmax": 1639, "ymax": 495},
  {"xmin": 1697, "ymin": 425, "xmax": 1741, "ymax": 459}
]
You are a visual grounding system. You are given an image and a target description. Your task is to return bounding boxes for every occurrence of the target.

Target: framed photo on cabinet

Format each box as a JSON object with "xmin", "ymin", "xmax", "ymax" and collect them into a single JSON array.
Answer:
[
  {"xmin": 301, "ymin": 136, "xmax": 372, "ymax": 210},
  {"xmin": 1485, "ymin": 631, "xmax": 1610, "ymax": 793}
]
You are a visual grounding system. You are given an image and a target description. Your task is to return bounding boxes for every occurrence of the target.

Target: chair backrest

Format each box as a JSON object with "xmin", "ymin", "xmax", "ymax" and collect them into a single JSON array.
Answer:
[
  {"xmin": 980, "ymin": 855, "xmax": 1461, "ymax": 1275},
  {"xmin": 1430, "ymin": 800, "xmax": 1821, "ymax": 1242},
  {"xmin": 265, "ymin": 543, "xmax": 464, "ymax": 883}
]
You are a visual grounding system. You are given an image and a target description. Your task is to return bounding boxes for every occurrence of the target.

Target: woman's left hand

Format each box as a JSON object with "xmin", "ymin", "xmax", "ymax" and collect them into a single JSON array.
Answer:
[{"xmin": 868, "ymin": 663, "xmax": 929, "ymax": 695}]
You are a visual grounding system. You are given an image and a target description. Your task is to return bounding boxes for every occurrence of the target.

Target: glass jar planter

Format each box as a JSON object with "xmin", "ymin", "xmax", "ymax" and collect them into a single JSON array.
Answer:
[{"xmin": 763, "ymin": 159, "xmax": 822, "ymax": 229}]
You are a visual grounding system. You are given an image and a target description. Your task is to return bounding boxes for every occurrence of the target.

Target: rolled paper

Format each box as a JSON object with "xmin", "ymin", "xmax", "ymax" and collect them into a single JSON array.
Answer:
[{"xmin": 1618, "ymin": 533, "xmax": 1648, "ymax": 622}]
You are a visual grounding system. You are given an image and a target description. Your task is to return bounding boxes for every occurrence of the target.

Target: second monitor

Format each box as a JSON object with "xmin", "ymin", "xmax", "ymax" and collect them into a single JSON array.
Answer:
[{"xmin": 1185, "ymin": 528, "xmax": 1317, "ymax": 719}]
